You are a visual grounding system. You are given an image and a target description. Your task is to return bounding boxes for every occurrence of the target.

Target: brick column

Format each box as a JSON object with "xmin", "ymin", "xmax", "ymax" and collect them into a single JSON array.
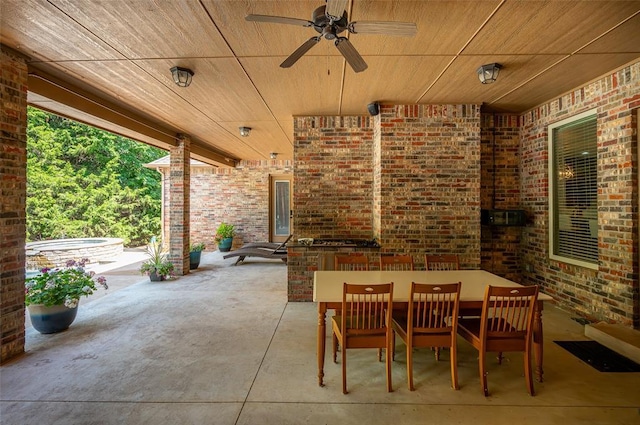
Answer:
[
  {"xmin": 0, "ymin": 46, "xmax": 28, "ymax": 363},
  {"xmin": 169, "ymin": 134, "xmax": 190, "ymax": 275}
]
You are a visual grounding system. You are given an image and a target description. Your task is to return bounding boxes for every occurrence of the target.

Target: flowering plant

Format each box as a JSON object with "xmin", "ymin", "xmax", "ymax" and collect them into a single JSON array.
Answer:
[
  {"xmin": 25, "ymin": 259, "xmax": 108, "ymax": 308},
  {"xmin": 139, "ymin": 238, "xmax": 175, "ymax": 279}
]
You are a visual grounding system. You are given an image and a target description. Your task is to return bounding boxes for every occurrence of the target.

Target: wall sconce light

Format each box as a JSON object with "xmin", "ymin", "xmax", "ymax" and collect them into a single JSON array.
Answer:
[
  {"xmin": 270, "ymin": 152, "xmax": 278, "ymax": 159},
  {"xmin": 170, "ymin": 66, "xmax": 194, "ymax": 87},
  {"xmin": 476, "ymin": 63, "xmax": 502, "ymax": 84},
  {"xmin": 239, "ymin": 126, "xmax": 251, "ymax": 137}
]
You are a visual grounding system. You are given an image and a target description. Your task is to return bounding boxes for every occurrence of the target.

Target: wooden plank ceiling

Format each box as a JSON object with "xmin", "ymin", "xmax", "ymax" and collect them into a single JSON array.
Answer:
[{"xmin": 1, "ymin": 0, "xmax": 639, "ymax": 166}]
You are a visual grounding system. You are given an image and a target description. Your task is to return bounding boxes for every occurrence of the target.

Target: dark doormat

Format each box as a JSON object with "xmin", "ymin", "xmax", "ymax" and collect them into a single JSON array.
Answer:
[{"xmin": 554, "ymin": 340, "xmax": 640, "ymax": 372}]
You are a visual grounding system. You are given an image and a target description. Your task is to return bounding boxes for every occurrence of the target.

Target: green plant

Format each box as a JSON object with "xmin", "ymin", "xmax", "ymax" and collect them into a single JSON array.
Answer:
[
  {"xmin": 190, "ymin": 242, "xmax": 206, "ymax": 252},
  {"xmin": 139, "ymin": 239, "xmax": 175, "ymax": 278},
  {"xmin": 214, "ymin": 222, "xmax": 236, "ymax": 242},
  {"xmin": 25, "ymin": 259, "xmax": 108, "ymax": 308}
]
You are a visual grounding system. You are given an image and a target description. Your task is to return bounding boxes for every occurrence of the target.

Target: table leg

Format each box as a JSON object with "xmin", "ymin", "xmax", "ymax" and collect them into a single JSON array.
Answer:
[
  {"xmin": 533, "ymin": 305, "xmax": 544, "ymax": 382},
  {"xmin": 317, "ymin": 302, "xmax": 327, "ymax": 386}
]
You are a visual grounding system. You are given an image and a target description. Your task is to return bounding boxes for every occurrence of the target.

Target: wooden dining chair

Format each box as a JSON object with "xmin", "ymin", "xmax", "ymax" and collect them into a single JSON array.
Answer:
[
  {"xmin": 334, "ymin": 254, "xmax": 369, "ymax": 271},
  {"xmin": 331, "ymin": 282, "xmax": 394, "ymax": 394},
  {"xmin": 425, "ymin": 254, "xmax": 460, "ymax": 270},
  {"xmin": 380, "ymin": 254, "xmax": 414, "ymax": 271},
  {"xmin": 457, "ymin": 284, "xmax": 540, "ymax": 396},
  {"xmin": 392, "ymin": 282, "xmax": 461, "ymax": 390}
]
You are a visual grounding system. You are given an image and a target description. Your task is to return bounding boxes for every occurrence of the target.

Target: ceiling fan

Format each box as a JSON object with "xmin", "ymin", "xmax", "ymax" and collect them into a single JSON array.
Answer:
[{"xmin": 245, "ymin": 0, "xmax": 417, "ymax": 73}]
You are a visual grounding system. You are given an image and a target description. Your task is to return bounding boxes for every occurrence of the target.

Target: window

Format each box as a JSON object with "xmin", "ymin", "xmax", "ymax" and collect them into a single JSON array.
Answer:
[
  {"xmin": 548, "ymin": 110, "xmax": 598, "ymax": 269},
  {"xmin": 269, "ymin": 175, "xmax": 292, "ymax": 242}
]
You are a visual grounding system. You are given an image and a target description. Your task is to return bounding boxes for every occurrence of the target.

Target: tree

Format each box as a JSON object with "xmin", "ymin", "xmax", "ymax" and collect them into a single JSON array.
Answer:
[{"xmin": 26, "ymin": 108, "xmax": 166, "ymax": 247}]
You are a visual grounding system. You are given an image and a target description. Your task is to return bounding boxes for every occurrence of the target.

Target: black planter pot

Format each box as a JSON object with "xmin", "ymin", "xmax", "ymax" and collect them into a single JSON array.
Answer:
[
  {"xmin": 149, "ymin": 271, "xmax": 164, "ymax": 282},
  {"xmin": 189, "ymin": 251, "xmax": 202, "ymax": 269}
]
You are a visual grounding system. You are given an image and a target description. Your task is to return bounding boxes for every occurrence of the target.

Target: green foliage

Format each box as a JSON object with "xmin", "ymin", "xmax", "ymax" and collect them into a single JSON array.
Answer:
[
  {"xmin": 26, "ymin": 108, "xmax": 166, "ymax": 247},
  {"xmin": 190, "ymin": 242, "xmax": 206, "ymax": 252},
  {"xmin": 214, "ymin": 222, "xmax": 235, "ymax": 242},
  {"xmin": 25, "ymin": 259, "xmax": 108, "ymax": 307}
]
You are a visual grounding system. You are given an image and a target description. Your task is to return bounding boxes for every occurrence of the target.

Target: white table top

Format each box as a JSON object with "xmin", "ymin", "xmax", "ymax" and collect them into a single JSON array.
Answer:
[{"xmin": 313, "ymin": 270, "xmax": 553, "ymax": 303}]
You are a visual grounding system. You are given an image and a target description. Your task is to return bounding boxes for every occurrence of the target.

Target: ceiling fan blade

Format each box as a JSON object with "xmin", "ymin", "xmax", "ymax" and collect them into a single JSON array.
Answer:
[
  {"xmin": 246, "ymin": 14, "xmax": 313, "ymax": 28},
  {"xmin": 349, "ymin": 21, "xmax": 418, "ymax": 37},
  {"xmin": 325, "ymin": 0, "xmax": 348, "ymax": 20},
  {"xmin": 280, "ymin": 37, "xmax": 321, "ymax": 68},
  {"xmin": 334, "ymin": 37, "xmax": 368, "ymax": 73}
]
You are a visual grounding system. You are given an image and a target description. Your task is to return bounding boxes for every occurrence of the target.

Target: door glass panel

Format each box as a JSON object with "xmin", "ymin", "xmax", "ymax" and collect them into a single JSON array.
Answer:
[{"xmin": 274, "ymin": 180, "xmax": 290, "ymax": 237}]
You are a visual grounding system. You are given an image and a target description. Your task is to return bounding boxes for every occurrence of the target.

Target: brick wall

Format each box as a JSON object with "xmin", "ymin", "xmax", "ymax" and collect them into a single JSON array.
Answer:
[
  {"xmin": 290, "ymin": 105, "xmax": 481, "ymax": 300},
  {"xmin": 161, "ymin": 159, "xmax": 294, "ymax": 250},
  {"xmin": 293, "ymin": 116, "xmax": 375, "ymax": 240},
  {"xmin": 378, "ymin": 104, "xmax": 481, "ymax": 270},
  {"xmin": 480, "ymin": 113, "xmax": 523, "ymax": 282},
  {"xmin": 520, "ymin": 61, "xmax": 639, "ymax": 326},
  {"xmin": 0, "ymin": 46, "xmax": 28, "ymax": 363}
]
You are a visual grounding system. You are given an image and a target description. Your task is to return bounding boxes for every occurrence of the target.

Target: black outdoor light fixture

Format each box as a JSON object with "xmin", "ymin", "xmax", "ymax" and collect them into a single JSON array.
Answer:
[
  {"xmin": 170, "ymin": 66, "xmax": 194, "ymax": 87},
  {"xmin": 477, "ymin": 63, "xmax": 502, "ymax": 84}
]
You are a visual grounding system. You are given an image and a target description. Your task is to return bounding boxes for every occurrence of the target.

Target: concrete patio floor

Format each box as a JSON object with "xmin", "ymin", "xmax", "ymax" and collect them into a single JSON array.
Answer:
[{"xmin": 1, "ymin": 251, "xmax": 639, "ymax": 425}]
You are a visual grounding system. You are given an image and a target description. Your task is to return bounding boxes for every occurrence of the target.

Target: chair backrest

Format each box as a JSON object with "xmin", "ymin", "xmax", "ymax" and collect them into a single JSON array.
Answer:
[
  {"xmin": 335, "ymin": 254, "xmax": 369, "ymax": 271},
  {"xmin": 342, "ymin": 282, "xmax": 394, "ymax": 336},
  {"xmin": 480, "ymin": 285, "xmax": 539, "ymax": 350},
  {"xmin": 425, "ymin": 254, "xmax": 460, "ymax": 270},
  {"xmin": 380, "ymin": 254, "xmax": 414, "ymax": 271},
  {"xmin": 408, "ymin": 282, "xmax": 461, "ymax": 337}
]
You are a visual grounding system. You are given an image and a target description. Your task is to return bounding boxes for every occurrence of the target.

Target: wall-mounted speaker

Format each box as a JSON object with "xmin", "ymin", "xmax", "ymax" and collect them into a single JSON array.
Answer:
[{"xmin": 367, "ymin": 102, "xmax": 380, "ymax": 116}]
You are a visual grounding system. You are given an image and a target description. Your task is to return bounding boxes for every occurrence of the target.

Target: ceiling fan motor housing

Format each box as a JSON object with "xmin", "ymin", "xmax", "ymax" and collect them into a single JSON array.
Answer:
[{"xmin": 312, "ymin": 6, "xmax": 348, "ymax": 39}]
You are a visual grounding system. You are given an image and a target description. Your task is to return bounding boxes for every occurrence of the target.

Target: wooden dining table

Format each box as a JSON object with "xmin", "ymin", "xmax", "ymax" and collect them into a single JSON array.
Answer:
[{"xmin": 313, "ymin": 269, "xmax": 553, "ymax": 387}]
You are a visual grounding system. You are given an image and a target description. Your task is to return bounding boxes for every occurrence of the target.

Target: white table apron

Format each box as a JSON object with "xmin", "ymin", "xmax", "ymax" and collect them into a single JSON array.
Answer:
[{"xmin": 313, "ymin": 270, "xmax": 552, "ymax": 387}]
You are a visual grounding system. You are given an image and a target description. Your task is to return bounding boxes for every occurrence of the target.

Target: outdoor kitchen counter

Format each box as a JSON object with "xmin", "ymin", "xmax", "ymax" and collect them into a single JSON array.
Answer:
[{"xmin": 286, "ymin": 241, "xmax": 381, "ymax": 302}]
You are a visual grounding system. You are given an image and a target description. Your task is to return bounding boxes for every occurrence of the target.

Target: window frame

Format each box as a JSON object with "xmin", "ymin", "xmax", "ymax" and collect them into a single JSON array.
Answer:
[{"xmin": 547, "ymin": 108, "xmax": 598, "ymax": 270}]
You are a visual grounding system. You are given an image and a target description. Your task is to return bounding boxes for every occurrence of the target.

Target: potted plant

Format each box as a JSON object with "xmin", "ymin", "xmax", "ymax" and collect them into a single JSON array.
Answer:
[
  {"xmin": 139, "ymin": 238, "xmax": 175, "ymax": 281},
  {"xmin": 214, "ymin": 222, "xmax": 235, "ymax": 252},
  {"xmin": 25, "ymin": 258, "xmax": 108, "ymax": 334},
  {"xmin": 189, "ymin": 242, "xmax": 206, "ymax": 270}
]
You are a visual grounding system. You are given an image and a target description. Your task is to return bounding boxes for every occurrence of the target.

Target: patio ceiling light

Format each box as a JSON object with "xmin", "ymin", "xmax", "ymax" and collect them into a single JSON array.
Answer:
[
  {"xmin": 270, "ymin": 152, "xmax": 278, "ymax": 159},
  {"xmin": 170, "ymin": 66, "xmax": 194, "ymax": 87},
  {"xmin": 477, "ymin": 63, "xmax": 502, "ymax": 84},
  {"xmin": 239, "ymin": 126, "xmax": 251, "ymax": 137}
]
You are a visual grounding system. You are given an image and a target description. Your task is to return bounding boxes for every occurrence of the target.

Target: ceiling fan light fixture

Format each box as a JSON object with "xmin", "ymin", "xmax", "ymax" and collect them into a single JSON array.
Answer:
[
  {"xmin": 239, "ymin": 126, "xmax": 251, "ymax": 137},
  {"xmin": 170, "ymin": 66, "xmax": 194, "ymax": 87},
  {"xmin": 477, "ymin": 63, "xmax": 501, "ymax": 84}
]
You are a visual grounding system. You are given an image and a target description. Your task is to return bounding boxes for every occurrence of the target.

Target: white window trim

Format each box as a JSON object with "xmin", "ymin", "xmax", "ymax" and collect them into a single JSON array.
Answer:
[{"xmin": 548, "ymin": 108, "xmax": 598, "ymax": 270}]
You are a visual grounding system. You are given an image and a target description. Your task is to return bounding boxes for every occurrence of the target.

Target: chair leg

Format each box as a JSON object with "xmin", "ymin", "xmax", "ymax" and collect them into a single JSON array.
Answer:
[
  {"xmin": 392, "ymin": 331, "xmax": 396, "ymax": 361},
  {"xmin": 386, "ymin": 336, "xmax": 393, "ymax": 392},
  {"xmin": 435, "ymin": 347, "xmax": 441, "ymax": 361},
  {"xmin": 342, "ymin": 342, "xmax": 348, "ymax": 394},
  {"xmin": 524, "ymin": 348, "xmax": 535, "ymax": 396},
  {"xmin": 378, "ymin": 348, "xmax": 382, "ymax": 362},
  {"xmin": 497, "ymin": 352, "xmax": 503, "ymax": 364},
  {"xmin": 450, "ymin": 341, "xmax": 459, "ymax": 390},
  {"xmin": 479, "ymin": 349, "xmax": 488, "ymax": 396},
  {"xmin": 407, "ymin": 341, "xmax": 414, "ymax": 391},
  {"xmin": 332, "ymin": 333, "xmax": 338, "ymax": 363}
]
